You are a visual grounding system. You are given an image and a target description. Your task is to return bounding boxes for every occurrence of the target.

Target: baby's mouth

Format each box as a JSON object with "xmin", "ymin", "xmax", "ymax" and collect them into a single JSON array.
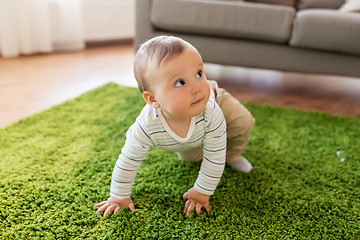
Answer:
[{"xmin": 192, "ymin": 98, "xmax": 203, "ymax": 105}]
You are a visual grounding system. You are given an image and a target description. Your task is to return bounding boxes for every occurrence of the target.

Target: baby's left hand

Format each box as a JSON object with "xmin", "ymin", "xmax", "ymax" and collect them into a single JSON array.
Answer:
[{"xmin": 182, "ymin": 187, "xmax": 210, "ymax": 216}]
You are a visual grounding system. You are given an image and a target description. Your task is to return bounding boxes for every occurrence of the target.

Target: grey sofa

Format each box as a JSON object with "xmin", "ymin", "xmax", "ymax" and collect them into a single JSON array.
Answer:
[{"xmin": 135, "ymin": 0, "xmax": 360, "ymax": 78}]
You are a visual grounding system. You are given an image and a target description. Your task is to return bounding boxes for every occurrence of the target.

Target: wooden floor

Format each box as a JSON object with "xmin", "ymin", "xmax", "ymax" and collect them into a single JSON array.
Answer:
[{"xmin": 1, "ymin": 42, "xmax": 360, "ymax": 128}]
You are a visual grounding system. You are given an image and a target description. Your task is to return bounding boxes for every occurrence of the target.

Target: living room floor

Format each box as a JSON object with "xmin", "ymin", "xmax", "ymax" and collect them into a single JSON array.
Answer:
[{"xmin": 1, "ymin": 42, "xmax": 360, "ymax": 128}]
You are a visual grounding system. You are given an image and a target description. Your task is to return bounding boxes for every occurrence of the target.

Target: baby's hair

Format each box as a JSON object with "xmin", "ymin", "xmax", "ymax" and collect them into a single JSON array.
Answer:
[{"xmin": 134, "ymin": 35, "xmax": 193, "ymax": 93}]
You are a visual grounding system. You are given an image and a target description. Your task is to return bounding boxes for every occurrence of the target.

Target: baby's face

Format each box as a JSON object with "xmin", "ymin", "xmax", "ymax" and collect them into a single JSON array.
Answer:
[{"xmin": 147, "ymin": 46, "xmax": 210, "ymax": 122}]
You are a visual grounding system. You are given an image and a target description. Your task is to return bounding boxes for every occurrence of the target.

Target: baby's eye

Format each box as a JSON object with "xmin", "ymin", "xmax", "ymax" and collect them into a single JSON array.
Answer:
[
  {"xmin": 196, "ymin": 71, "xmax": 202, "ymax": 78},
  {"xmin": 175, "ymin": 80, "xmax": 185, "ymax": 87}
]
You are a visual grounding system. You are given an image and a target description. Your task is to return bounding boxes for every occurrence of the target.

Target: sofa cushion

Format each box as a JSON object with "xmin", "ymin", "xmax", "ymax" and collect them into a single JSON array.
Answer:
[
  {"xmin": 246, "ymin": 0, "xmax": 297, "ymax": 8},
  {"xmin": 290, "ymin": 9, "xmax": 360, "ymax": 56},
  {"xmin": 150, "ymin": 0, "xmax": 296, "ymax": 43},
  {"xmin": 297, "ymin": 0, "xmax": 345, "ymax": 10}
]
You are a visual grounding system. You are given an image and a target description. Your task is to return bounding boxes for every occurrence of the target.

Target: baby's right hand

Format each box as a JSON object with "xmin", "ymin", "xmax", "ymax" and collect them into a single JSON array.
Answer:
[{"xmin": 95, "ymin": 197, "xmax": 135, "ymax": 217}]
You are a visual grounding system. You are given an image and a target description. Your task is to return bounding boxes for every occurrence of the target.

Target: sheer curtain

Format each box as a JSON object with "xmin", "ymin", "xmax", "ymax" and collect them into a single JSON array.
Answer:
[{"xmin": 0, "ymin": 0, "xmax": 84, "ymax": 58}]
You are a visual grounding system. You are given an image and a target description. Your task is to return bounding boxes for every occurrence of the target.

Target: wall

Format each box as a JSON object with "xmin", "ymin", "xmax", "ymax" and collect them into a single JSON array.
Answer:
[{"xmin": 82, "ymin": 0, "xmax": 135, "ymax": 42}]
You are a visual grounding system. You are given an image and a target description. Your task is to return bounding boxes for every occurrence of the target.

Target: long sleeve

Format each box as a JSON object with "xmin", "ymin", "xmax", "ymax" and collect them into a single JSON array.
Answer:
[
  {"xmin": 194, "ymin": 101, "xmax": 227, "ymax": 195},
  {"xmin": 110, "ymin": 119, "xmax": 153, "ymax": 199}
]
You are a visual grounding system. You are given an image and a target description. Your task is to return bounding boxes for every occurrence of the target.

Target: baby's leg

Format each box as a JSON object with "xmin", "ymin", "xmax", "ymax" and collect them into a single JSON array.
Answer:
[
  {"xmin": 208, "ymin": 80, "xmax": 255, "ymax": 171},
  {"xmin": 176, "ymin": 145, "xmax": 203, "ymax": 163}
]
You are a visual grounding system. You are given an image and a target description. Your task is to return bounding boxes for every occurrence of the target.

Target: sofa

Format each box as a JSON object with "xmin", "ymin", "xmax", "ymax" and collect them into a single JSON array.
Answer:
[{"xmin": 135, "ymin": 0, "xmax": 360, "ymax": 78}]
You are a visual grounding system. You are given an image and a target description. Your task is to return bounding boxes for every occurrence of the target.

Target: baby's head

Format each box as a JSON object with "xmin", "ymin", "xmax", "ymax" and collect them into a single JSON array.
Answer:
[
  {"xmin": 134, "ymin": 35, "xmax": 195, "ymax": 93},
  {"xmin": 134, "ymin": 35, "xmax": 210, "ymax": 120}
]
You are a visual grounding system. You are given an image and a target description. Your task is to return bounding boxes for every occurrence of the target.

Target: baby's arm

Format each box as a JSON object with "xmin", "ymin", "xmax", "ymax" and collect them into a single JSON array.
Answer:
[
  {"xmin": 95, "ymin": 118, "xmax": 152, "ymax": 216},
  {"xmin": 185, "ymin": 101, "xmax": 227, "ymax": 215}
]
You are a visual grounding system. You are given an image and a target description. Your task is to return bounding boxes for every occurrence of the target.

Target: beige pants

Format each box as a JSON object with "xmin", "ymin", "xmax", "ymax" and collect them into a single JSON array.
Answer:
[{"xmin": 177, "ymin": 80, "xmax": 255, "ymax": 164}]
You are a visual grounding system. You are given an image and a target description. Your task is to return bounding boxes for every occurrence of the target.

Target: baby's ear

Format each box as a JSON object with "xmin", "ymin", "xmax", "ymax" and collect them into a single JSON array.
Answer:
[{"xmin": 142, "ymin": 91, "xmax": 160, "ymax": 108}]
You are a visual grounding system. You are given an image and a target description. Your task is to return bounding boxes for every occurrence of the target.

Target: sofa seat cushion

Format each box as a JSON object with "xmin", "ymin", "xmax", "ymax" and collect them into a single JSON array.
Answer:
[
  {"xmin": 150, "ymin": 0, "xmax": 296, "ymax": 43},
  {"xmin": 290, "ymin": 9, "xmax": 360, "ymax": 56}
]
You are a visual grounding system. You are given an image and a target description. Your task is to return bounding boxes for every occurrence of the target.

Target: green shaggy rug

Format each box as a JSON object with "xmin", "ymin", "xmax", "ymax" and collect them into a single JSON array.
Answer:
[{"xmin": 1, "ymin": 83, "xmax": 359, "ymax": 239}]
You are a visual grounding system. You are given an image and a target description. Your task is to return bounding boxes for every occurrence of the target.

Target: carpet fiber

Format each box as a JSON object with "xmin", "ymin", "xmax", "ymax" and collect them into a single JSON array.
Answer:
[{"xmin": 1, "ymin": 83, "xmax": 359, "ymax": 239}]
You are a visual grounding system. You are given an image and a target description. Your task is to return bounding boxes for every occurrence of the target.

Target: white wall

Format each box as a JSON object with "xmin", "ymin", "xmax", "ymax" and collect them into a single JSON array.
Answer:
[{"xmin": 82, "ymin": 0, "xmax": 135, "ymax": 42}]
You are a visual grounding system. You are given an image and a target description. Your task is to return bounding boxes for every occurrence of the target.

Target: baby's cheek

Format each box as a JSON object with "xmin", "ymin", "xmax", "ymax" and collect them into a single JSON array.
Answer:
[
  {"xmin": 204, "ymin": 83, "xmax": 211, "ymax": 101},
  {"xmin": 169, "ymin": 101, "xmax": 185, "ymax": 115},
  {"xmin": 177, "ymin": 103, "xmax": 190, "ymax": 114}
]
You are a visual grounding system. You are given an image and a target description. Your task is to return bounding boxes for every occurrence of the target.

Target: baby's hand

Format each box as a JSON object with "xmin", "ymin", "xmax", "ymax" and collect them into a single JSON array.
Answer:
[
  {"xmin": 95, "ymin": 197, "xmax": 135, "ymax": 217},
  {"xmin": 182, "ymin": 187, "xmax": 210, "ymax": 216}
]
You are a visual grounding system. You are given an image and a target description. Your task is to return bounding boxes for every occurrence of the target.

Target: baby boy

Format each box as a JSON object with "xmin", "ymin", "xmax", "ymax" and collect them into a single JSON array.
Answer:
[{"xmin": 96, "ymin": 36, "xmax": 255, "ymax": 216}]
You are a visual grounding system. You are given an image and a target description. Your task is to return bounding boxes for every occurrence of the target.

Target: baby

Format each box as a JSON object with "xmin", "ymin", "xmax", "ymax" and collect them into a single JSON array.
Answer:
[{"xmin": 95, "ymin": 36, "xmax": 255, "ymax": 216}]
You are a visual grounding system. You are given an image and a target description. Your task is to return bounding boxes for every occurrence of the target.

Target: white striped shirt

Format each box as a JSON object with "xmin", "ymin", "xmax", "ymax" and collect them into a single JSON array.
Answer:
[{"xmin": 110, "ymin": 91, "xmax": 227, "ymax": 198}]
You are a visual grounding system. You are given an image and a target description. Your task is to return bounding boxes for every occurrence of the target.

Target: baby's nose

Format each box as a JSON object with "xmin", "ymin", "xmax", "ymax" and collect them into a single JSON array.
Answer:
[{"xmin": 191, "ymin": 81, "xmax": 201, "ymax": 94}]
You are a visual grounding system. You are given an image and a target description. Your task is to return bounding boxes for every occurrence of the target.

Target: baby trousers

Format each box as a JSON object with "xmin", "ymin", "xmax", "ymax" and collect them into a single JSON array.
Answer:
[{"xmin": 176, "ymin": 80, "xmax": 255, "ymax": 164}]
